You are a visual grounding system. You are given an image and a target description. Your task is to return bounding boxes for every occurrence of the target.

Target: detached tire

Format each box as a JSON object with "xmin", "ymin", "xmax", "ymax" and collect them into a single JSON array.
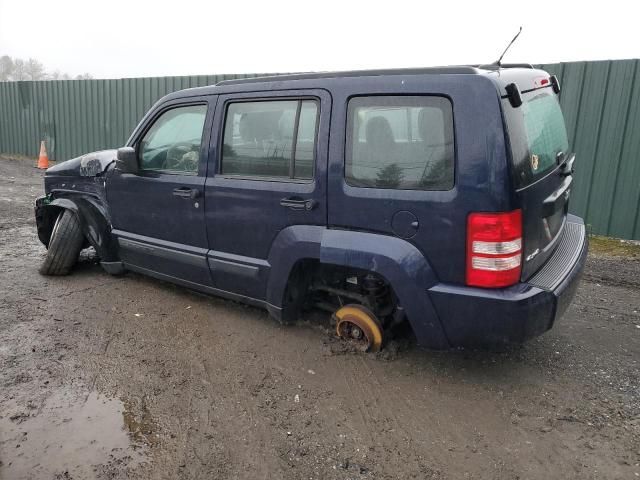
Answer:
[{"xmin": 39, "ymin": 210, "xmax": 84, "ymax": 276}]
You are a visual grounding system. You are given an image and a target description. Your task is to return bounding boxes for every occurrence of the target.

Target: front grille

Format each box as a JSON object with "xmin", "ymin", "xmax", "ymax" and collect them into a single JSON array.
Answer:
[{"xmin": 529, "ymin": 221, "xmax": 586, "ymax": 291}]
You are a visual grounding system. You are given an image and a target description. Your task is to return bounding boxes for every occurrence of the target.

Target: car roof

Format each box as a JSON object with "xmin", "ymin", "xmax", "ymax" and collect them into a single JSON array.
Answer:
[
  {"xmin": 215, "ymin": 66, "xmax": 482, "ymax": 86},
  {"xmin": 213, "ymin": 64, "xmax": 538, "ymax": 86},
  {"xmin": 162, "ymin": 64, "xmax": 546, "ymax": 101}
]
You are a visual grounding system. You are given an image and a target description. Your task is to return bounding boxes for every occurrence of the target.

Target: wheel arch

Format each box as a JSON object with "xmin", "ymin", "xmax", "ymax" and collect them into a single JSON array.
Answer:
[
  {"xmin": 266, "ymin": 225, "xmax": 451, "ymax": 349},
  {"xmin": 35, "ymin": 195, "xmax": 120, "ymax": 263}
]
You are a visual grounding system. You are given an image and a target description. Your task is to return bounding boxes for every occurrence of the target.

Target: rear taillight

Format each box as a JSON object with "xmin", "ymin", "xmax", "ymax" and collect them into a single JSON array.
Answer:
[{"xmin": 466, "ymin": 210, "xmax": 522, "ymax": 288}]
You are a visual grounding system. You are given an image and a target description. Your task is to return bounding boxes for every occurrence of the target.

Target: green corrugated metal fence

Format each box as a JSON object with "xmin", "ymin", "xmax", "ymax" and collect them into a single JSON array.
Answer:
[
  {"xmin": 538, "ymin": 60, "xmax": 640, "ymax": 241},
  {"xmin": 1, "ymin": 62, "xmax": 639, "ymax": 239},
  {"xmin": 0, "ymin": 73, "xmax": 267, "ymax": 162}
]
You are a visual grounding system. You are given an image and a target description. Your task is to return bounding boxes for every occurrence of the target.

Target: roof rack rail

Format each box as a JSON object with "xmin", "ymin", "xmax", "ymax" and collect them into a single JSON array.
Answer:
[{"xmin": 216, "ymin": 66, "xmax": 480, "ymax": 86}]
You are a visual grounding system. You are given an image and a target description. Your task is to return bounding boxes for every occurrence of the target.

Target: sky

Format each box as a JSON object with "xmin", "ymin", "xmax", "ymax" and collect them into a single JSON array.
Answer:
[{"xmin": 0, "ymin": 0, "xmax": 638, "ymax": 79}]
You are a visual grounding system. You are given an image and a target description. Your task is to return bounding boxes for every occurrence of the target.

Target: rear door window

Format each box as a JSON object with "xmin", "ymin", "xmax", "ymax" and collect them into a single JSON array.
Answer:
[
  {"xmin": 506, "ymin": 90, "xmax": 569, "ymax": 187},
  {"xmin": 345, "ymin": 96, "xmax": 454, "ymax": 190},
  {"xmin": 221, "ymin": 99, "xmax": 318, "ymax": 180}
]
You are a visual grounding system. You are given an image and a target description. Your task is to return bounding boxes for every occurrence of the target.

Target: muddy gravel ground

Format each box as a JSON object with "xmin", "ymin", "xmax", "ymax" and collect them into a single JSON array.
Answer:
[{"xmin": 1, "ymin": 156, "xmax": 639, "ymax": 480}]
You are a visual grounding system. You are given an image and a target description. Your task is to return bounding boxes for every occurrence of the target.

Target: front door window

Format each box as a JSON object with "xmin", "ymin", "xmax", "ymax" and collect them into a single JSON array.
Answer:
[{"xmin": 139, "ymin": 105, "xmax": 208, "ymax": 173}]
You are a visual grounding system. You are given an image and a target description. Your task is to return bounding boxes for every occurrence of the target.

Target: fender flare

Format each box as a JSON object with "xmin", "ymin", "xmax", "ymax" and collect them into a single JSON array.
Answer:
[
  {"xmin": 35, "ymin": 195, "xmax": 120, "ymax": 263},
  {"xmin": 266, "ymin": 226, "xmax": 451, "ymax": 349}
]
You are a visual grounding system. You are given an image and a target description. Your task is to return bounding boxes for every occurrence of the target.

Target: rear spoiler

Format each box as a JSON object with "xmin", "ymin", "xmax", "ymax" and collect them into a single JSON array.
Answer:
[
  {"xmin": 475, "ymin": 63, "xmax": 534, "ymax": 70},
  {"xmin": 503, "ymin": 74, "xmax": 562, "ymax": 108}
]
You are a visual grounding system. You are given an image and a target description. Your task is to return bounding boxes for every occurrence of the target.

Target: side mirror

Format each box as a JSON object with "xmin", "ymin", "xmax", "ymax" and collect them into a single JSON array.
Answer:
[{"xmin": 115, "ymin": 147, "xmax": 138, "ymax": 174}]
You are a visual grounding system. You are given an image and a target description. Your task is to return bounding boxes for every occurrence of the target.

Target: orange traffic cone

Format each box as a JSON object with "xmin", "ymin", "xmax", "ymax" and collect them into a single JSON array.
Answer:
[{"xmin": 37, "ymin": 141, "xmax": 49, "ymax": 169}]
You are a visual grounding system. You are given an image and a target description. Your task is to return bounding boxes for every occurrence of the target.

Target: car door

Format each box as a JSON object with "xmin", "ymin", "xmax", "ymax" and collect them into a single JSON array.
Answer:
[
  {"xmin": 204, "ymin": 89, "xmax": 329, "ymax": 300},
  {"xmin": 107, "ymin": 96, "xmax": 216, "ymax": 287}
]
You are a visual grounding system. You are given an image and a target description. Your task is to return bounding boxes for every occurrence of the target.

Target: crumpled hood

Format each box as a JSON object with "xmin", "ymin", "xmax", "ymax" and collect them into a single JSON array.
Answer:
[{"xmin": 45, "ymin": 149, "xmax": 117, "ymax": 177}]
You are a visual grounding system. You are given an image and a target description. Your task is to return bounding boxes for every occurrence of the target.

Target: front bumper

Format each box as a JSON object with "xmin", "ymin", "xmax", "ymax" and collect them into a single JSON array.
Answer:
[{"xmin": 428, "ymin": 215, "xmax": 588, "ymax": 347}]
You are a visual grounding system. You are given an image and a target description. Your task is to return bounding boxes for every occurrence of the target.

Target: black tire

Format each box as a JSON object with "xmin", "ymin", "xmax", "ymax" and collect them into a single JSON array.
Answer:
[{"xmin": 39, "ymin": 210, "xmax": 84, "ymax": 276}]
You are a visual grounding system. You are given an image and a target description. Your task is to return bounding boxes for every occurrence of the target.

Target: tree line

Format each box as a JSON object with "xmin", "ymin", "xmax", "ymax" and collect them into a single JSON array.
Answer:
[{"xmin": 0, "ymin": 55, "xmax": 92, "ymax": 81}]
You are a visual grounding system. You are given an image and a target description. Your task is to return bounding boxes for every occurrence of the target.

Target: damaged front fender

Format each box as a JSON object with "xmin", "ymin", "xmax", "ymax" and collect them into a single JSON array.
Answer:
[
  {"xmin": 38, "ymin": 148, "xmax": 124, "ymax": 275},
  {"xmin": 35, "ymin": 194, "xmax": 121, "ymax": 267},
  {"xmin": 45, "ymin": 150, "xmax": 116, "ymax": 177}
]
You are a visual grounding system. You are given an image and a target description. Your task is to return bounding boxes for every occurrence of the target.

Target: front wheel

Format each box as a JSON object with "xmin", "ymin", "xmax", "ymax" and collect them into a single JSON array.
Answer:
[{"xmin": 39, "ymin": 210, "xmax": 84, "ymax": 276}]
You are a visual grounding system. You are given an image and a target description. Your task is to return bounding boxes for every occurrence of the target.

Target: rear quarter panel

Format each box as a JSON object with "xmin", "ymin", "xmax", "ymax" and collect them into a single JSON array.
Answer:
[{"xmin": 327, "ymin": 74, "xmax": 514, "ymax": 284}]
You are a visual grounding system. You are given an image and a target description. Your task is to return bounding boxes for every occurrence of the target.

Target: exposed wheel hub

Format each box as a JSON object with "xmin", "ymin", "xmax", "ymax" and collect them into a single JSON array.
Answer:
[
  {"xmin": 334, "ymin": 304, "xmax": 383, "ymax": 352},
  {"xmin": 350, "ymin": 325, "xmax": 363, "ymax": 340}
]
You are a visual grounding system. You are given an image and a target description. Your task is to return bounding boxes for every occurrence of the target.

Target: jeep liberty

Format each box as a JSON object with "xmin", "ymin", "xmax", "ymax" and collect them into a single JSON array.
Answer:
[{"xmin": 35, "ymin": 65, "xmax": 588, "ymax": 351}]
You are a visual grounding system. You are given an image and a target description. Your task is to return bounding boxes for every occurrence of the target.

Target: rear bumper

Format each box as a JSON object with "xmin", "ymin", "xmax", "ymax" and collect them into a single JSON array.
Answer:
[{"xmin": 428, "ymin": 215, "xmax": 588, "ymax": 347}]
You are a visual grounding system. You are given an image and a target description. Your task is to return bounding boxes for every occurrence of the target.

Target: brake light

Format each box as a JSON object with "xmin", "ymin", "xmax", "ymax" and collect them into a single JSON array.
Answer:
[
  {"xmin": 534, "ymin": 77, "xmax": 550, "ymax": 87},
  {"xmin": 466, "ymin": 210, "xmax": 522, "ymax": 288}
]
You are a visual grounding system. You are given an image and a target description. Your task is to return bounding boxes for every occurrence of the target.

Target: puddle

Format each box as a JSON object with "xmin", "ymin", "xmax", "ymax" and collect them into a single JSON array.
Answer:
[{"xmin": 0, "ymin": 390, "xmax": 148, "ymax": 479}]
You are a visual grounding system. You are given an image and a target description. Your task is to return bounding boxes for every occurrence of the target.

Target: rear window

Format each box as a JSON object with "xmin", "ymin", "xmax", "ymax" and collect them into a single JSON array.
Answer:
[
  {"xmin": 506, "ymin": 90, "xmax": 569, "ymax": 188},
  {"xmin": 345, "ymin": 96, "xmax": 454, "ymax": 190}
]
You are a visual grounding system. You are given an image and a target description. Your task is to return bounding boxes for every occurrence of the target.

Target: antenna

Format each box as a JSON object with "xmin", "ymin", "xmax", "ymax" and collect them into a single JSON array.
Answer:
[{"xmin": 495, "ymin": 27, "xmax": 523, "ymax": 67}]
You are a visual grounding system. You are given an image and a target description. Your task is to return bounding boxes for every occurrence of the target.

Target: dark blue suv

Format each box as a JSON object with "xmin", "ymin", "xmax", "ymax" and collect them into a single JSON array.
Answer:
[{"xmin": 35, "ymin": 66, "xmax": 588, "ymax": 351}]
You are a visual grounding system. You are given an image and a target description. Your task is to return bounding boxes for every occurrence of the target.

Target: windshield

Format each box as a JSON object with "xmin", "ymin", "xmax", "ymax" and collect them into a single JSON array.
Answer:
[{"xmin": 505, "ymin": 89, "xmax": 569, "ymax": 188}]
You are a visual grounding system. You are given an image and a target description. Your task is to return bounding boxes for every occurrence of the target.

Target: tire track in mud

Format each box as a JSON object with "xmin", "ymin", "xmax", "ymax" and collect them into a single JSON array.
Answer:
[
  {"xmin": 583, "ymin": 273, "xmax": 640, "ymax": 290},
  {"xmin": 339, "ymin": 361, "xmax": 376, "ymax": 445},
  {"xmin": 185, "ymin": 322, "xmax": 285, "ymax": 479}
]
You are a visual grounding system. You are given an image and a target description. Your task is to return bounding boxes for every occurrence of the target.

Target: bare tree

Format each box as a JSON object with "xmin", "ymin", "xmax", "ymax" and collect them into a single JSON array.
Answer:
[
  {"xmin": 49, "ymin": 70, "xmax": 72, "ymax": 80},
  {"xmin": 0, "ymin": 55, "xmax": 14, "ymax": 81},
  {"xmin": 24, "ymin": 58, "xmax": 47, "ymax": 80},
  {"xmin": 11, "ymin": 59, "xmax": 28, "ymax": 80},
  {"xmin": 0, "ymin": 54, "xmax": 92, "ymax": 81}
]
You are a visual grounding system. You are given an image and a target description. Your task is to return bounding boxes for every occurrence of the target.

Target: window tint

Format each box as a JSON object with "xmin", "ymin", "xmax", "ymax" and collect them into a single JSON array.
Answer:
[
  {"xmin": 222, "ymin": 99, "xmax": 318, "ymax": 180},
  {"xmin": 504, "ymin": 90, "xmax": 569, "ymax": 188},
  {"xmin": 139, "ymin": 105, "xmax": 207, "ymax": 173},
  {"xmin": 522, "ymin": 92, "xmax": 568, "ymax": 174},
  {"xmin": 346, "ymin": 96, "xmax": 454, "ymax": 190}
]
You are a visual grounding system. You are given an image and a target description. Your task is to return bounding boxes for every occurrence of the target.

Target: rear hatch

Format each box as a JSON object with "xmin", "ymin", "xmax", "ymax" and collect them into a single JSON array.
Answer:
[{"xmin": 501, "ymin": 72, "xmax": 574, "ymax": 280}]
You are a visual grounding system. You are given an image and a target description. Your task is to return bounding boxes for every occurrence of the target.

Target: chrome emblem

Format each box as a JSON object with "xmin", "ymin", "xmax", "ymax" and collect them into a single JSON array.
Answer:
[
  {"xmin": 531, "ymin": 154, "xmax": 539, "ymax": 171},
  {"xmin": 526, "ymin": 248, "xmax": 540, "ymax": 262}
]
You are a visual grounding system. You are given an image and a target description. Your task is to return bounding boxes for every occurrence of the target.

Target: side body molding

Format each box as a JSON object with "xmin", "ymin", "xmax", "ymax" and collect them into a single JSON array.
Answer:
[{"xmin": 266, "ymin": 226, "xmax": 451, "ymax": 349}]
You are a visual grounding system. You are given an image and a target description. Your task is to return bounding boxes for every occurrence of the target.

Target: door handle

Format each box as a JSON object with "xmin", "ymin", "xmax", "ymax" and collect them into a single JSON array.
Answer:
[
  {"xmin": 173, "ymin": 187, "xmax": 200, "ymax": 199},
  {"xmin": 280, "ymin": 197, "xmax": 317, "ymax": 211}
]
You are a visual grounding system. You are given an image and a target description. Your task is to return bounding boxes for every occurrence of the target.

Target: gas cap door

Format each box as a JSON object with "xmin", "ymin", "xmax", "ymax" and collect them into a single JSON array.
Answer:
[{"xmin": 391, "ymin": 210, "xmax": 419, "ymax": 239}]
